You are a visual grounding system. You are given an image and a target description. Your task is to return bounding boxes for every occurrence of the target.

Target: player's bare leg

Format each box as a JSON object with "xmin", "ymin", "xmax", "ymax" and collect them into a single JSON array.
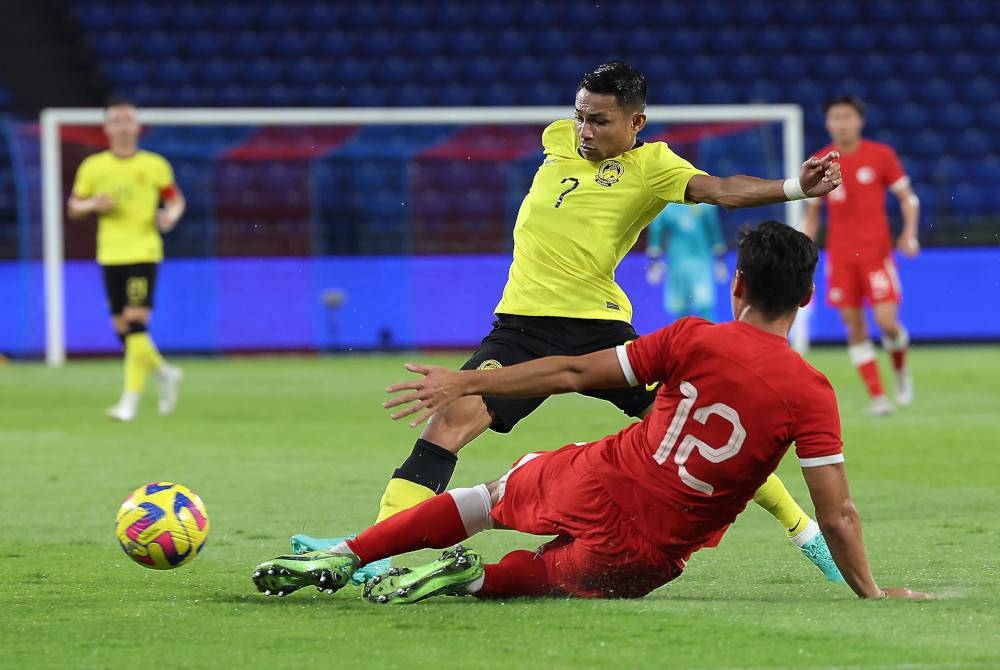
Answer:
[
  {"xmin": 375, "ymin": 395, "xmax": 492, "ymax": 522},
  {"xmin": 841, "ymin": 307, "xmax": 893, "ymax": 416},
  {"xmin": 873, "ymin": 301, "xmax": 912, "ymax": 406}
]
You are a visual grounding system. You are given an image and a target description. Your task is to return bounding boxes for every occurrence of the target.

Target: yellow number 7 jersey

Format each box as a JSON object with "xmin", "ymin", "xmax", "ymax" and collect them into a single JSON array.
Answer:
[{"xmin": 495, "ymin": 119, "xmax": 707, "ymax": 323}]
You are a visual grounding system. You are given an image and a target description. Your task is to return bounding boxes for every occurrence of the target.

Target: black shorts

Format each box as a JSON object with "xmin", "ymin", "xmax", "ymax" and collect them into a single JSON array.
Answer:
[
  {"xmin": 461, "ymin": 314, "xmax": 657, "ymax": 433},
  {"xmin": 101, "ymin": 263, "xmax": 158, "ymax": 315}
]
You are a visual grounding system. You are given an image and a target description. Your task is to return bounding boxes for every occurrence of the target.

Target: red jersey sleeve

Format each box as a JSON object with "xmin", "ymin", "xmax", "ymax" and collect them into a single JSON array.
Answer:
[
  {"xmin": 793, "ymin": 372, "xmax": 845, "ymax": 467},
  {"xmin": 880, "ymin": 145, "xmax": 908, "ymax": 191},
  {"xmin": 616, "ymin": 317, "xmax": 704, "ymax": 387}
]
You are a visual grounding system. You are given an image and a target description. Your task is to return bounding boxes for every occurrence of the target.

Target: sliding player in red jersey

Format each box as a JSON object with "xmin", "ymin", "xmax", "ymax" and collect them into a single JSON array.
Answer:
[
  {"xmin": 805, "ymin": 96, "xmax": 920, "ymax": 416},
  {"xmin": 251, "ymin": 222, "xmax": 927, "ymax": 604}
]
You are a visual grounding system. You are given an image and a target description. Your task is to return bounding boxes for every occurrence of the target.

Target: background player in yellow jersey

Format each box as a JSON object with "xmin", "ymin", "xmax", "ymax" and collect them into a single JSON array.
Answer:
[
  {"xmin": 294, "ymin": 62, "xmax": 846, "ymax": 582},
  {"xmin": 68, "ymin": 100, "xmax": 186, "ymax": 422}
]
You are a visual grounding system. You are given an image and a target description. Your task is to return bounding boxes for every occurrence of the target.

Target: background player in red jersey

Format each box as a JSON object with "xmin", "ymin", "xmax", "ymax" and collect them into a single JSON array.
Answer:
[
  {"xmin": 251, "ymin": 222, "xmax": 927, "ymax": 603},
  {"xmin": 805, "ymin": 96, "xmax": 920, "ymax": 416}
]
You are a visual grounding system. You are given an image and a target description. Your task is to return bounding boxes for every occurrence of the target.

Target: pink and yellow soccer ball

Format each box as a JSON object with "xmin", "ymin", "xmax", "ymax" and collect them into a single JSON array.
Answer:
[{"xmin": 115, "ymin": 482, "xmax": 210, "ymax": 570}]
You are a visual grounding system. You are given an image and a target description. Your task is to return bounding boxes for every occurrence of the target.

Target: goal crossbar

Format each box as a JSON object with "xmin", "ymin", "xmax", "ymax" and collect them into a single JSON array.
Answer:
[{"xmin": 39, "ymin": 104, "xmax": 806, "ymax": 366}]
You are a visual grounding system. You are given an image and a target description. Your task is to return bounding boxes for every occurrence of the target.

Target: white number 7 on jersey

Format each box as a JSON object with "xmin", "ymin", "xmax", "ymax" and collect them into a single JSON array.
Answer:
[{"xmin": 652, "ymin": 381, "xmax": 746, "ymax": 495}]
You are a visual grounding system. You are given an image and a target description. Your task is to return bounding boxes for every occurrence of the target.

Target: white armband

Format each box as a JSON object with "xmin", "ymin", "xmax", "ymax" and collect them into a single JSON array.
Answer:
[{"xmin": 783, "ymin": 178, "xmax": 807, "ymax": 201}]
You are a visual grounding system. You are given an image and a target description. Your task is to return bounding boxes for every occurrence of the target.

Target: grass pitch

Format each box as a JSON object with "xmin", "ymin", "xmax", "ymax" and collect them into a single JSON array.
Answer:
[{"xmin": 1, "ymin": 346, "xmax": 998, "ymax": 669}]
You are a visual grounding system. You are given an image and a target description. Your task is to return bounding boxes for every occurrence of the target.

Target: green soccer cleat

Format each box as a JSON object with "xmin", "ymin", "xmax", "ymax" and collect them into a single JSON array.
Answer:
[
  {"xmin": 290, "ymin": 533, "xmax": 392, "ymax": 586},
  {"xmin": 251, "ymin": 551, "xmax": 359, "ymax": 597},
  {"xmin": 362, "ymin": 545, "xmax": 483, "ymax": 605}
]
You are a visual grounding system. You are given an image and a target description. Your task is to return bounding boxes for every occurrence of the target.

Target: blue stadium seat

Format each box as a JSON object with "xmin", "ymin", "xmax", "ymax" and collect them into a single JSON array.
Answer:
[
  {"xmin": 299, "ymin": 3, "xmax": 342, "ymax": 29},
  {"xmin": 87, "ymin": 31, "xmax": 131, "ymax": 58},
  {"xmin": 953, "ymin": 0, "xmax": 991, "ymax": 22},
  {"xmin": 911, "ymin": 0, "xmax": 947, "ymax": 21},
  {"xmin": 493, "ymin": 29, "xmax": 531, "ymax": 57},
  {"xmin": 449, "ymin": 29, "xmax": 486, "ymax": 56},
  {"xmin": 314, "ymin": 30, "xmax": 357, "ymax": 58},
  {"xmin": 73, "ymin": 2, "xmax": 117, "ymax": 30},
  {"xmin": 139, "ymin": 31, "xmax": 178, "ymax": 58},
  {"xmin": 921, "ymin": 78, "xmax": 956, "ymax": 105},
  {"xmin": 407, "ymin": 29, "xmax": 445, "ymax": 57},
  {"xmin": 126, "ymin": 2, "xmax": 160, "ymax": 30},
  {"xmin": 170, "ymin": 3, "xmax": 208, "ymax": 30},
  {"xmin": 273, "ymin": 30, "xmax": 311, "ymax": 58},
  {"xmin": 200, "ymin": 59, "xmax": 238, "ymax": 86},
  {"xmin": 246, "ymin": 57, "xmax": 284, "ymax": 85},
  {"xmin": 476, "ymin": 2, "xmax": 516, "ymax": 27},
  {"xmin": 288, "ymin": 58, "xmax": 325, "ymax": 86},
  {"xmin": 954, "ymin": 129, "xmax": 992, "ymax": 158},
  {"xmin": 976, "ymin": 102, "xmax": 1000, "ymax": 130},
  {"xmin": 935, "ymin": 103, "xmax": 974, "ymax": 132},
  {"xmin": 106, "ymin": 59, "xmax": 148, "ymax": 87},
  {"xmin": 914, "ymin": 130, "xmax": 947, "ymax": 158},
  {"xmin": 928, "ymin": 25, "xmax": 964, "ymax": 52},
  {"xmin": 958, "ymin": 77, "xmax": 1000, "ymax": 106},
  {"xmin": 885, "ymin": 24, "xmax": 923, "ymax": 52},
  {"xmin": 858, "ymin": 53, "xmax": 893, "ymax": 80},
  {"xmin": 185, "ymin": 31, "xmax": 225, "ymax": 59},
  {"xmin": 389, "ymin": 2, "xmax": 431, "ymax": 29},
  {"xmin": 817, "ymin": 54, "xmax": 853, "ymax": 81},
  {"xmin": 951, "ymin": 182, "xmax": 985, "ymax": 214},
  {"xmin": 256, "ymin": 4, "xmax": 297, "ymax": 30},
  {"xmin": 159, "ymin": 58, "xmax": 192, "ymax": 86},
  {"xmin": 947, "ymin": 51, "xmax": 982, "ymax": 79},
  {"xmin": 343, "ymin": 2, "xmax": 383, "ymax": 29},
  {"xmin": 972, "ymin": 23, "xmax": 1000, "ymax": 50},
  {"xmin": 215, "ymin": 3, "xmax": 254, "ymax": 29},
  {"xmin": 712, "ymin": 27, "xmax": 747, "ymax": 53},
  {"xmin": 729, "ymin": 55, "xmax": 760, "ymax": 82},
  {"xmin": 380, "ymin": 57, "xmax": 416, "ymax": 84},
  {"xmin": 875, "ymin": 78, "xmax": 909, "ymax": 106},
  {"xmin": 392, "ymin": 84, "xmax": 431, "ymax": 107},
  {"xmin": 866, "ymin": 0, "xmax": 905, "ymax": 22},
  {"xmin": 931, "ymin": 157, "xmax": 967, "ymax": 184},
  {"xmin": 895, "ymin": 103, "xmax": 930, "ymax": 132},
  {"xmin": 687, "ymin": 56, "xmax": 719, "ymax": 81},
  {"xmin": 423, "ymin": 56, "xmax": 461, "ymax": 82},
  {"xmin": 841, "ymin": 25, "xmax": 877, "ymax": 51},
  {"xmin": 435, "ymin": 2, "xmax": 474, "ymax": 28}
]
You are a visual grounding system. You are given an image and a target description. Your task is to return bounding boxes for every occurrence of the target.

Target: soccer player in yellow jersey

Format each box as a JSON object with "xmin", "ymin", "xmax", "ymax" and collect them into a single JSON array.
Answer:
[
  {"xmin": 68, "ymin": 100, "xmax": 186, "ymax": 422},
  {"xmin": 295, "ymin": 62, "xmax": 846, "ymax": 582}
]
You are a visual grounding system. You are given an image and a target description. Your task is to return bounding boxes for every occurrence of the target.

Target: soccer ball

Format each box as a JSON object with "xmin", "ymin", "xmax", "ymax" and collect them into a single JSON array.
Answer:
[{"xmin": 115, "ymin": 482, "xmax": 210, "ymax": 570}]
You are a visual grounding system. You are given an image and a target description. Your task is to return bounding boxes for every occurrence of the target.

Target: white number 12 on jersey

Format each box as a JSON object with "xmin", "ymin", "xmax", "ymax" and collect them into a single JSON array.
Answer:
[{"xmin": 652, "ymin": 381, "xmax": 746, "ymax": 495}]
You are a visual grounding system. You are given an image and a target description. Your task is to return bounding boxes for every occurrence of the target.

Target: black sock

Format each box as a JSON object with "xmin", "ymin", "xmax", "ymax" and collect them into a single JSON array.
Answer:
[{"xmin": 392, "ymin": 439, "xmax": 458, "ymax": 494}]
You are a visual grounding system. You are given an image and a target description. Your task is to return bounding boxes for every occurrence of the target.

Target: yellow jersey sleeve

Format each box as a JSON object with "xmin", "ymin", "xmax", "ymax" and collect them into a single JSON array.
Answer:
[
  {"xmin": 640, "ymin": 142, "xmax": 705, "ymax": 204},
  {"xmin": 71, "ymin": 156, "xmax": 95, "ymax": 198}
]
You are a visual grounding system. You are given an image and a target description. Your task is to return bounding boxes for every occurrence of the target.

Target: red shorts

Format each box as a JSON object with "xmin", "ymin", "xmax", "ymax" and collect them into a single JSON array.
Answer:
[
  {"xmin": 490, "ymin": 444, "xmax": 684, "ymax": 599},
  {"xmin": 825, "ymin": 254, "xmax": 902, "ymax": 308}
]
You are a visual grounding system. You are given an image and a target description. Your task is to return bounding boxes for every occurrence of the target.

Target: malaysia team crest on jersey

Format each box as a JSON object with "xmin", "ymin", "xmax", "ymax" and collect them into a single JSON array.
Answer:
[{"xmin": 596, "ymin": 159, "xmax": 624, "ymax": 186}]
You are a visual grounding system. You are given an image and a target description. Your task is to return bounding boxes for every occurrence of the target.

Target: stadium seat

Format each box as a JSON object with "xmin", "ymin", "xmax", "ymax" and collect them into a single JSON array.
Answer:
[
  {"xmin": 407, "ymin": 29, "xmax": 445, "ymax": 57},
  {"xmin": 895, "ymin": 103, "xmax": 930, "ymax": 132},
  {"xmin": 954, "ymin": 129, "xmax": 991, "ymax": 158},
  {"xmin": 866, "ymin": 0, "xmax": 905, "ymax": 22},
  {"xmin": 920, "ymin": 78, "xmax": 956, "ymax": 106},
  {"xmin": 935, "ymin": 103, "xmax": 974, "ymax": 131}
]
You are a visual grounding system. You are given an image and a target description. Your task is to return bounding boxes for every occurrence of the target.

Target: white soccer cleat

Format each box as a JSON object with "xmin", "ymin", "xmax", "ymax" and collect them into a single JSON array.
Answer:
[
  {"xmin": 867, "ymin": 395, "xmax": 895, "ymax": 417},
  {"xmin": 157, "ymin": 364, "xmax": 183, "ymax": 416},
  {"xmin": 894, "ymin": 369, "xmax": 914, "ymax": 406},
  {"xmin": 106, "ymin": 391, "xmax": 140, "ymax": 422}
]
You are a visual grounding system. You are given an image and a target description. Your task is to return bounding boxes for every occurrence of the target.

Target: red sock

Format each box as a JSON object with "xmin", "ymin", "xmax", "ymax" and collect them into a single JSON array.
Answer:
[
  {"xmin": 475, "ymin": 550, "xmax": 562, "ymax": 599},
  {"xmin": 857, "ymin": 359, "xmax": 885, "ymax": 397},
  {"xmin": 890, "ymin": 349, "xmax": 906, "ymax": 372},
  {"xmin": 346, "ymin": 494, "xmax": 469, "ymax": 565}
]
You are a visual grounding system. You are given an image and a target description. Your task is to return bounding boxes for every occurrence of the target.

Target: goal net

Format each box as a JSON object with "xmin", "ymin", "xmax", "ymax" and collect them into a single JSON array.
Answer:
[{"xmin": 29, "ymin": 105, "xmax": 805, "ymax": 365}]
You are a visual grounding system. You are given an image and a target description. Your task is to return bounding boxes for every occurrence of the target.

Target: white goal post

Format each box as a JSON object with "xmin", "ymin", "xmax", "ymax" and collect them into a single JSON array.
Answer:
[{"xmin": 39, "ymin": 104, "xmax": 807, "ymax": 366}]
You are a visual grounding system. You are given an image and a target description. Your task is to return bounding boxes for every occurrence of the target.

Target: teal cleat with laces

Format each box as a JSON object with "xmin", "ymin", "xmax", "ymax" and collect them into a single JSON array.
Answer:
[
  {"xmin": 290, "ymin": 533, "xmax": 392, "ymax": 586},
  {"xmin": 795, "ymin": 526, "xmax": 845, "ymax": 583}
]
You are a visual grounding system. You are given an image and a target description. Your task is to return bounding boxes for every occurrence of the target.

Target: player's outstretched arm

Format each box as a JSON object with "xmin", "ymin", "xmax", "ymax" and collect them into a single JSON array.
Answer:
[
  {"xmin": 384, "ymin": 349, "xmax": 627, "ymax": 426},
  {"xmin": 67, "ymin": 193, "xmax": 114, "ymax": 219},
  {"xmin": 686, "ymin": 152, "xmax": 842, "ymax": 208},
  {"xmin": 801, "ymin": 463, "xmax": 930, "ymax": 600}
]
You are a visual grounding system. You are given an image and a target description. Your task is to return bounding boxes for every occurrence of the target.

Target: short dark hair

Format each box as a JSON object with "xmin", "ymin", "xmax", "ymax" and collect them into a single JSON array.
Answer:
[
  {"xmin": 823, "ymin": 95, "xmax": 866, "ymax": 117},
  {"xmin": 578, "ymin": 61, "xmax": 646, "ymax": 111},
  {"xmin": 736, "ymin": 221, "xmax": 818, "ymax": 319}
]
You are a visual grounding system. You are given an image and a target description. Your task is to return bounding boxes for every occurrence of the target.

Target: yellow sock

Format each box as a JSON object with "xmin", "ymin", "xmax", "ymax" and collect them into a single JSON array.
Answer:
[
  {"xmin": 753, "ymin": 473, "xmax": 811, "ymax": 536},
  {"xmin": 123, "ymin": 333, "xmax": 153, "ymax": 393},
  {"xmin": 375, "ymin": 478, "xmax": 436, "ymax": 524}
]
